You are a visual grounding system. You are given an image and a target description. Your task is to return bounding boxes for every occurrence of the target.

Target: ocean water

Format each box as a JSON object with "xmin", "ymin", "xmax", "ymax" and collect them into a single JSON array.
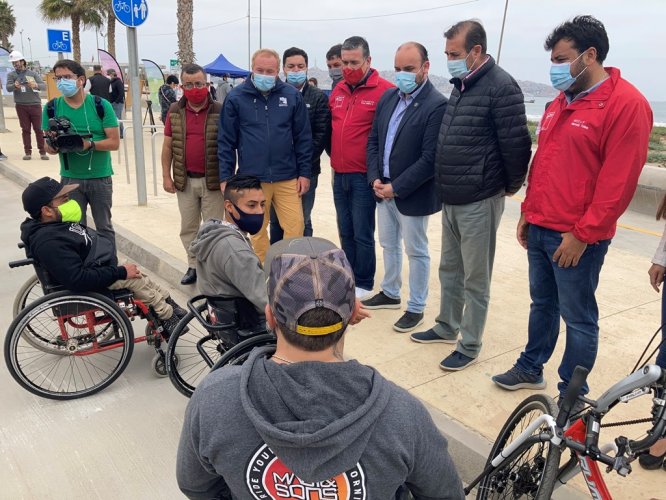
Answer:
[{"xmin": 525, "ymin": 97, "xmax": 666, "ymax": 125}]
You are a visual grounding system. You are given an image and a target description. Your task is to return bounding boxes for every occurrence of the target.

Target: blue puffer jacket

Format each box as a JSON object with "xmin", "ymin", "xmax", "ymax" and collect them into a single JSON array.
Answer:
[{"xmin": 217, "ymin": 77, "xmax": 313, "ymax": 182}]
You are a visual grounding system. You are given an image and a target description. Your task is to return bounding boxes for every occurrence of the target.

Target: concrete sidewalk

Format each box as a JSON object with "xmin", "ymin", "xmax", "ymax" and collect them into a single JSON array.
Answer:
[{"xmin": 1, "ymin": 103, "xmax": 664, "ymax": 498}]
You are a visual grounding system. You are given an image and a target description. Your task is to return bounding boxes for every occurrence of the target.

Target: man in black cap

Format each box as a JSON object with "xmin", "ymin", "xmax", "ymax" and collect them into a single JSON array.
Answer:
[
  {"xmin": 20, "ymin": 177, "xmax": 185, "ymax": 333},
  {"xmin": 177, "ymin": 237, "xmax": 464, "ymax": 500}
]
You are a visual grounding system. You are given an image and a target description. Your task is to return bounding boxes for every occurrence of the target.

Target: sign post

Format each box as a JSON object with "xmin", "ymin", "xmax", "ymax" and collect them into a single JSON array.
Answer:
[
  {"xmin": 113, "ymin": 0, "xmax": 149, "ymax": 206},
  {"xmin": 47, "ymin": 29, "xmax": 71, "ymax": 61}
]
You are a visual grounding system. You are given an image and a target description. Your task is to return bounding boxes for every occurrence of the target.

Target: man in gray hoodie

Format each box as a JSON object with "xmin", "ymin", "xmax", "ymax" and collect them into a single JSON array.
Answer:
[
  {"xmin": 177, "ymin": 236, "xmax": 464, "ymax": 500},
  {"xmin": 189, "ymin": 175, "xmax": 267, "ymax": 320}
]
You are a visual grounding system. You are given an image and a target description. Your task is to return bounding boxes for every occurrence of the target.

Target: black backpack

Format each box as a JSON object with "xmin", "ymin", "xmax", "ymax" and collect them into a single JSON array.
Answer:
[{"xmin": 46, "ymin": 94, "xmax": 105, "ymax": 121}]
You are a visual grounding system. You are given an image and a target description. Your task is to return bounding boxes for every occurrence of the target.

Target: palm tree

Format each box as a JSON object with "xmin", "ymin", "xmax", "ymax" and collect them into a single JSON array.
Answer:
[
  {"xmin": 0, "ymin": 1, "xmax": 16, "ymax": 49},
  {"xmin": 177, "ymin": 0, "xmax": 194, "ymax": 64},
  {"xmin": 106, "ymin": 2, "xmax": 115, "ymax": 57},
  {"xmin": 38, "ymin": 0, "xmax": 104, "ymax": 62}
]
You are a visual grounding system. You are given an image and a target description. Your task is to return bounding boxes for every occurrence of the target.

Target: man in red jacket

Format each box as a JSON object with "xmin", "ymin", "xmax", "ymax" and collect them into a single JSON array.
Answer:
[
  {"xmin": 493, "ymin": 16, "xmax": 653, "ymax": 400},
  {"xmin": 329, "ymin": 36, "xmax": 394, "ymax": 298}
]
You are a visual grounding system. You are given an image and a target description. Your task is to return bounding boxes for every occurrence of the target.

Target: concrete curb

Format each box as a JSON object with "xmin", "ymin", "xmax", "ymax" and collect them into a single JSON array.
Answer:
[{"xmin": 0, "ymin": 161, "xmax": 588, "ymax": 498}]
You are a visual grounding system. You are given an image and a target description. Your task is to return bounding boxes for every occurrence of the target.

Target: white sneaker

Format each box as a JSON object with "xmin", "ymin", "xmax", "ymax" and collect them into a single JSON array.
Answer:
[{"xmin": 355, "ymin": 287, "xmax": 372, "ymax": 300}]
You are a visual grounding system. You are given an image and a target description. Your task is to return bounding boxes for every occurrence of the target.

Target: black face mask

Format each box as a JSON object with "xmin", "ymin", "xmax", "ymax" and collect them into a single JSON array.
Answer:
[{"xmin": 229, "ymin": 203, "xmax": 264, "ymax": 234}]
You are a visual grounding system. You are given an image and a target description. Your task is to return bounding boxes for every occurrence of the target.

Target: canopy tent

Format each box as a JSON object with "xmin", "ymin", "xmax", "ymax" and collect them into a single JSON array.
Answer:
[{"xmin": 203, "ymin": 53, "xmax": 250, "ymax": 78}]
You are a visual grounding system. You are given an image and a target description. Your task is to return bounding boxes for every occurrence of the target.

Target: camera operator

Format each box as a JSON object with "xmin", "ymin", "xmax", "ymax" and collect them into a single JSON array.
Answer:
[{"xmin": 42, "ymin": 59, "xmax": 120, "ymax": 252}]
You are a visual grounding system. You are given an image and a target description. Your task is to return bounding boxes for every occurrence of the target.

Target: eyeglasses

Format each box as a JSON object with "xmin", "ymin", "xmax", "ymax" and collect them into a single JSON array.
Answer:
[
  {"xmin": 182, "ymin": 82, "xmax": 208, "ymax": 90},
  {"xmin": 54, "ymin": 75, "xmax": 78, "ymax": 82}
]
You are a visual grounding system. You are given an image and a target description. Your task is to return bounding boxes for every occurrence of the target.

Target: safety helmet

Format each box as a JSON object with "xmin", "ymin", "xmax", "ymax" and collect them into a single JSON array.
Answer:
[{"xmin": 9, "ymin": 50, "xmax": 25, "ymax": 62}]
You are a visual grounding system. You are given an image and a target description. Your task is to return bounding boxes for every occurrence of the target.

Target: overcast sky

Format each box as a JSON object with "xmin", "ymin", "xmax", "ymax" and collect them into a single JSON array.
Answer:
[{"xmin": 10, "ymin": 0, "xmax": 665, "ymax": 100}]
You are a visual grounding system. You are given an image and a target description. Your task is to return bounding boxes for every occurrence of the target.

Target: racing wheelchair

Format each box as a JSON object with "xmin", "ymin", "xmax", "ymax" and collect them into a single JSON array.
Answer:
[
  {"xmin": 165, "ymin": 294, "xmax": 275, "ymax": 397},
  {"xmin": 5, "ymin": 243, "xmax": 174, "ymax": 400}
]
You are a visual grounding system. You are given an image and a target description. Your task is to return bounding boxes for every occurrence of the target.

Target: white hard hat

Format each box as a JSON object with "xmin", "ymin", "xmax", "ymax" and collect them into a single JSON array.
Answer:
[{"xmin": 9, "ymin": 50, "xmax": 24, "ymax": 62}]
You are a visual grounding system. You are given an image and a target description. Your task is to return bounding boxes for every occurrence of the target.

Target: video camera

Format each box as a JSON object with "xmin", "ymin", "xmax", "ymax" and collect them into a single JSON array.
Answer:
[{"xmin": 45, "ymin": 117, "xmax": 91, "ymax": 154}]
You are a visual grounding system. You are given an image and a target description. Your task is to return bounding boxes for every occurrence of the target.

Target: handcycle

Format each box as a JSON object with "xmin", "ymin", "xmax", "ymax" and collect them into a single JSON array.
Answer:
[
  {"xmin": 165, "ymin": 294, "xmax": 275, "ymax": 397},
  {"xmin": 466, "ymin": 334, "xmax": 666, "ymax": 499},
  {"xmin": 5, "ymin": 244, "xmax": 175, "ymax": 400}
]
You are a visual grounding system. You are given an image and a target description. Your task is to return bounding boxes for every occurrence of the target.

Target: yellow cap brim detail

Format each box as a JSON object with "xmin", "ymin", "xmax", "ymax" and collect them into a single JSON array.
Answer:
[{"xmin": 295, "ymin": 322, "xmax": 343, "ymax": 336}]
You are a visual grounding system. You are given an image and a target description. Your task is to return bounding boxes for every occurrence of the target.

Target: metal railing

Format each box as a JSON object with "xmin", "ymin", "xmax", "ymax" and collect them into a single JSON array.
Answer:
[{"xmin": 117, "ymin": 121, "xmax": 165, "ymax": 197}]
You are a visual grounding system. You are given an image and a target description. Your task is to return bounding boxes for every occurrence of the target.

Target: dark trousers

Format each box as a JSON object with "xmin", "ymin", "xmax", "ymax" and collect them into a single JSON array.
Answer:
[
  {"xmin": 270, "ymin": 173, "xmax": 318, "ymax": 243},
  {"xmin": 516, "ymin": 225, "xmax": 610, "ymax": 397},
  {"xmin": 333, "ymin": 172, "xmax": 376, "ymax": 290},
  {"xmin": 16, "ymin": 104, "xmax": 45, "ymax": 155}
]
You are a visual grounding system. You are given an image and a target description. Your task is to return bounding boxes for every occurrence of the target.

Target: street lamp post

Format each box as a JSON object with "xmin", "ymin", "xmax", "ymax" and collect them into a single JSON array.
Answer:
[
  {"xmin": 19, "ymin": 29, "xmax": 24, "ymax": 55},
  {"xmin": 27, "ymin": 37, "xmax": 33, "ymax": 64},
  {"xmin": 497, "ymin": 0, "xmax": 509, "ymax": 65}
]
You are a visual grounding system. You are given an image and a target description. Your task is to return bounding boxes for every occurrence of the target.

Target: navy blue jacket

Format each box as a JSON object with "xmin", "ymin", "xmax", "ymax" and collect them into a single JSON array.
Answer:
[
  {"xmin": 217, "ymin": 78, "xmax": 313, "ymax": 182},
  {"xmin": 367, "ymin": 79, "xmax": 447, "ymax": 216}
]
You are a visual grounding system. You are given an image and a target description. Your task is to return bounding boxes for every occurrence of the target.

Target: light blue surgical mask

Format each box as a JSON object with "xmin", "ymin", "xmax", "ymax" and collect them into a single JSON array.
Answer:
[
  {"xmin": 57, "ymin": 78, "xmax": 79, "ymax": 97},
  {"xmin": 395, "ymin": 70, "xmax": 421, "ymax": 94},
  {"xmin": 286, "ymin": 71, "xmax": 307, "ymax": 86},
  {"xmin": 252, "ymin": 73, "xmax": 276, "ymax": 93},
  {"xmin": 549, "ymin": 51, "xmax": 587, "ymax": 91},
  {"xmin": 447, "ymin": 52, "xmax": 472, "ymax": 79}
]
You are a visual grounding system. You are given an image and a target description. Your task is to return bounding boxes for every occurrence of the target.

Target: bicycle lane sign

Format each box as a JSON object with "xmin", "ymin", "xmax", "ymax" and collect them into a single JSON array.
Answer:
[
  {"xmin": 47, "ymin": 30, "xmax": 71, "ymax": 53},
  {"xmin": 113, "ymin": 0, "xmax": 149, "ymax": 28}
]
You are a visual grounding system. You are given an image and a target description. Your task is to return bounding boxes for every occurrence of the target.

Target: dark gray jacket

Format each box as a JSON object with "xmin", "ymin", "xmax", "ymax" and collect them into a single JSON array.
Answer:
[
  {"xmin": 6, "ymin": 68, "xmax": 45, "ymax": 105},
  {"xmin": 435, "ymin": 56, "xmax": 531, "ymax": 205},
  {"xmin": 367, "ymin": 79, "xmax": 448, "ymax": 216},
  {"xmin": 177, "ymin": 346, "xmax": 464, "ymax": 500}
]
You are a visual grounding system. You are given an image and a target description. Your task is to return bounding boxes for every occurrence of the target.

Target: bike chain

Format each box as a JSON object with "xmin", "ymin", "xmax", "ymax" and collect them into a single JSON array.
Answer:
[{"xmin": 600, "ymin": 417, "xmax": 653, "ymax": 428}]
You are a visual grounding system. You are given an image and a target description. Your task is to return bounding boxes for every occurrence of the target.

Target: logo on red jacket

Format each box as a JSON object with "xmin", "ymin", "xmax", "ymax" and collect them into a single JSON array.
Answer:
[
  {"xmin": 334, "ymin": 95, "xmax": 345, "ymax": 108},
  {"xmin": 246, "ymin": 444, "xmax": 367, "ymax": 500}
]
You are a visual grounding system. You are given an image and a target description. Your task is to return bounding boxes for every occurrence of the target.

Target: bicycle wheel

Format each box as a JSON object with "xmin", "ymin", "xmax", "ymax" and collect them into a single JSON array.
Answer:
[
  {"xmin": 211, "ymin": 334, "xmax": 276, "ymax": 371},
  {"xmin": 166, "ymin": 304, "xmax": 229, "ymax": 398},
  {"xmin": 476, "ymin": 394, "xmax": 561, "ymax": 500},
  {"xmin": 4, "ymin": 291, "xmax": 134, "ymax": 400},
  {"xmin": 12, "ymin": 274, "xmax": 43, "ymax": 317}
]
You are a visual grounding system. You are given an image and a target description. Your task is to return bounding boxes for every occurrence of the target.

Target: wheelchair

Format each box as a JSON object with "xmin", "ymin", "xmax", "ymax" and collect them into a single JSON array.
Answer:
[
  {"xmin": 5, "ymin": 244, "xmax": 174, "ymax": 400},
  {"xmin": 165, "ymin": 294, "xmax": 275, "ymax": 398}
]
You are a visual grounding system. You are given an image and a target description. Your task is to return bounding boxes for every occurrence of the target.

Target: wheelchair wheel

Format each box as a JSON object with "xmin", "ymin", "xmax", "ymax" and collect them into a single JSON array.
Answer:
[
  {"xmin": 4, "ymin": 291, "xmax": 134, "ymax": 400},
  {"xmin": 12, "ymin": 274, "xmax": 43, "ymax": 318},
  {"xmin": 476, "ymin": 394, "xmax": 561, "ymax": 500},
  {"xmin": 211, "ymin": 333, "xmax": 276, "ymax": 371},
  {"xmin": 166, "ymin": 304, "xmax": 229, "ymax": 398}
]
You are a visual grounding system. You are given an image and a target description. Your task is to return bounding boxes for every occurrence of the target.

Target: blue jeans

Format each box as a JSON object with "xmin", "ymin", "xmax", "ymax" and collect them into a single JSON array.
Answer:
[
  {"xmin": 270, "ymin": 174, "xmax": 318, "ymax": 243},
  {"xmin": 333, "ymin": 172, "xmax": 376, "ymax": 290},
  {"xmin": 61, "ymin": 176, "xmax": 116, "ymax": 254},
  {"xmin": 377, "ymin": 199, "xmax": 430, "ymax": 313},
  {"xmin": 516, "ymin": 225, "xmax": 610, "ymax": 396},
  {"xmin": 111, "ymin": 102, "xmax": 124, "ymax": 138}
]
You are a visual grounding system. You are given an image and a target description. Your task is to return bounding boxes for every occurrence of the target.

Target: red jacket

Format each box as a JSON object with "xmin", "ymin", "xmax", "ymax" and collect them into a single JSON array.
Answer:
[
  {"xmin": 522, "ymin": 68, "xmax": 653, "ymax": 244},
  {"xmin": 329, "ymin": 69, "xmax": 394, "ymax": 173}
]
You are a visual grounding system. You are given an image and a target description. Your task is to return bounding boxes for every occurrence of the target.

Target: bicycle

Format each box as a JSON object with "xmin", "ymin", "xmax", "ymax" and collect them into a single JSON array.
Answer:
[
  {"xmin": 165, "ymin": 295, "xmax": 274, "ymax": 397},
  {"xmin": 114, "ymin": 0, "xmax": 131, "ymax": 13},
  {"xmin": 51, "ymin": 40, "xmax": 67, "ymax": 51},
  {"xmin": 465, "ymin": 354, "xmax": 666, "ymax": 499}
]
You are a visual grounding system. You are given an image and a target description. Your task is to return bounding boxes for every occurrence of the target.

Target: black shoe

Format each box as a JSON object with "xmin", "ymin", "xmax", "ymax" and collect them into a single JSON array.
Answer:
[
  {"xmin": 393, "ymin": 311, "xmax": 424, "ymax": 333},
  {"xmin": 362, "ymin": 291, "xmax": 401, "ymax": 310},
  {"xmin": 166, "ymin": 297, "xmax": 187, "ymax": 318},
  {"xmin": 638, "ymin": 450, "xmax": 666, "ymax": 470},
  {"xmin": 160, "ymin": 314, "xmax": 181, "ymax": 339},
  {"xmin": 181, "ymin": 267, "xmax": 197, "ymax": 285}
]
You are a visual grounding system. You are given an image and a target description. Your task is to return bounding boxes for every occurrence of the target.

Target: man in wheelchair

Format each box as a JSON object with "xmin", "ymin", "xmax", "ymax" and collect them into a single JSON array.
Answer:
[
  {"xmin": 177, "ymin": 237, "xmax": 464, "ymax": 499},
  {"xmin": 189, "ymin": 174, "xmax": 268, "ymax": 332},
  {"xmin": 20, "ymin": 176, "xmax": 185, "ymax": 334}
]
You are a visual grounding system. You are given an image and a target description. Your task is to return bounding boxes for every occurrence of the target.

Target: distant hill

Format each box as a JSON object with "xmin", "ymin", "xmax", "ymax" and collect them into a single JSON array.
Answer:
[{"xmin": 306, "ymin": 67, "xmax": 557, "ymax": 98}]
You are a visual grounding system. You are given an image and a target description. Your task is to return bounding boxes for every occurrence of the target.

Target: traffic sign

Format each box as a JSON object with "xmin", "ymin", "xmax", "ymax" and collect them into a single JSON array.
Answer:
[
  {"xmin": 113, "ymin": 0, "xmax": 149, "ymax": 28},
  {"xmin": 47, "ymin": 29, "xmax": 71, "ymax": 53}
]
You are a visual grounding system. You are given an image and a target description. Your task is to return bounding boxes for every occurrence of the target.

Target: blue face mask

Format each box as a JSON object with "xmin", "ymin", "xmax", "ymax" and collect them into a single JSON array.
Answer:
[
  {"xmin": 230, "ymin": 203, "xmax": 264, "ymax": 235},
  {"xmin": 286, "ymin": 71, "xmax": 307, "ymax": 86},
  {"xmin": 57, "ymin": 78, "xmax": 79, "ymax": 97},
  {"xmin": 252, "ymin": 74, "xmax": 276, "ymax": 93},
  {"xmin": 447, "ymin": 52, "xmax": 472, "ymax": 79},
  {"xmin": 395, "ymin": 71, "xmax": 420, "ymax": 94},
  {"xmin": 549, "ymin": 52, "xmax": 587, "ymax": 91}
]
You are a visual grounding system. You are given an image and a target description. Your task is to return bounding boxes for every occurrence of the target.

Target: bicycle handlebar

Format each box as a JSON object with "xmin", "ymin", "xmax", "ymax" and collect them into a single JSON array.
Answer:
[{"xmin": 557, "ymin": 365, "xmax": 589, "ymax": 428}]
